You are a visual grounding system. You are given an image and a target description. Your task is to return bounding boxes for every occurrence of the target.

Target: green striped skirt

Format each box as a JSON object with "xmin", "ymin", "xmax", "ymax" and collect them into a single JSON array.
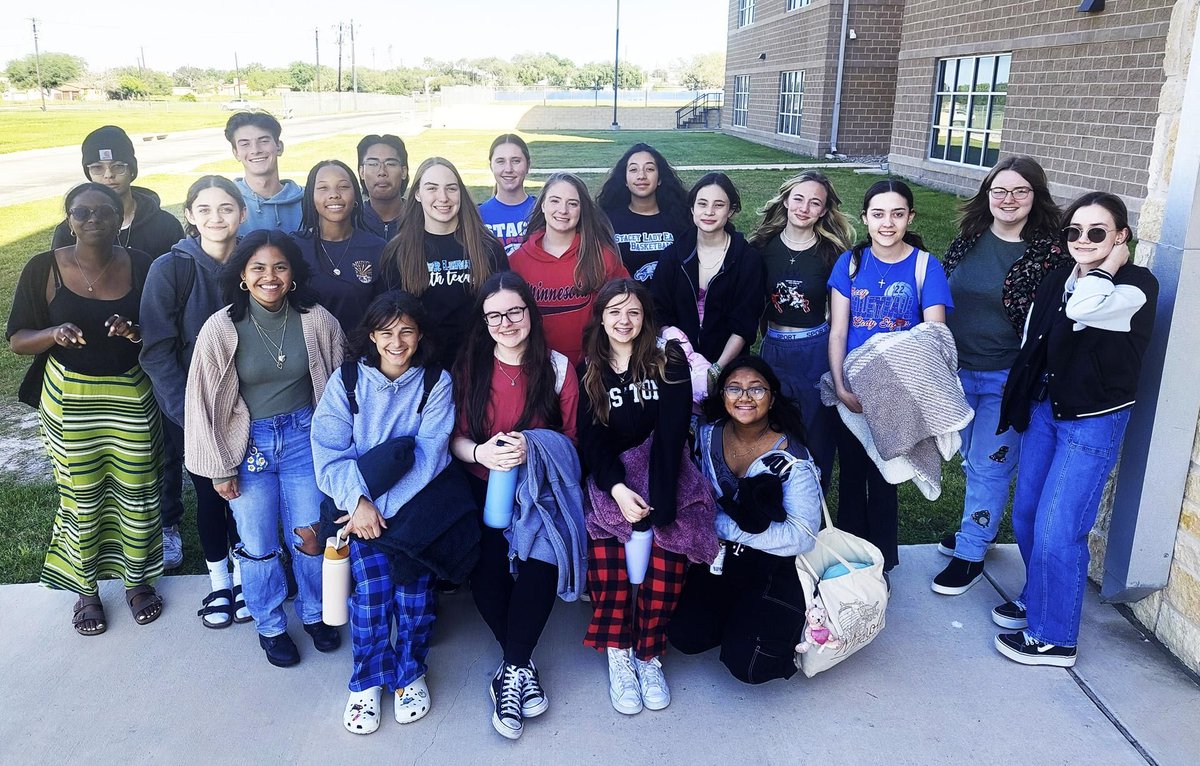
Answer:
[{"xmin": 38, "ymin": 355, "xmax": 163, "ymax": 594}]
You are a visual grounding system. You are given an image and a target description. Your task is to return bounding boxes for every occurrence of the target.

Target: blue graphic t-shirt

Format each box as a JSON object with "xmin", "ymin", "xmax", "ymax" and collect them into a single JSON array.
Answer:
[
  {"xmin": 828, "ymin": 246, "xmax": 953, "ymax": 353},
  {"xmin": 479, "ymin": 195, "xmax": 536, "ymax": 255}
]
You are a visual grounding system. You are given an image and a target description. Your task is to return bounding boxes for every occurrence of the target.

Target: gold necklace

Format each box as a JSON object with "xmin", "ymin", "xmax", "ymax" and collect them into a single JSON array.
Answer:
[{"xmin": 71, "ymin": 248, "xmax": 117, "ymax": 293}]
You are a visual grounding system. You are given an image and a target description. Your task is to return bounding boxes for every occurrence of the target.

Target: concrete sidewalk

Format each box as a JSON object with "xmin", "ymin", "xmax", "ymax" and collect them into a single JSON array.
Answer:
[{"xmin": 2, "ymin": 545, "xmax": 1196, "ymax": 765}]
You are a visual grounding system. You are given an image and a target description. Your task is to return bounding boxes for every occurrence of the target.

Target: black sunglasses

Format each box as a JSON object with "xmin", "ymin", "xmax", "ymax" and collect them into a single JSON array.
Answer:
[
  {"xmin": 68, "ymin": 205, "xmax": 120, "ymax": 222},
  {"xmin": 1063, "ymin": 225, "xmax": 1112, "ymax": 244}
]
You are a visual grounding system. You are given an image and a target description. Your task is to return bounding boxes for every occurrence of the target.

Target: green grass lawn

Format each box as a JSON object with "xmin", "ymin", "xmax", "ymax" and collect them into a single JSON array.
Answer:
[{"xmin": 0, "ymin": 127, "xmax": 987, "ymax": 585}]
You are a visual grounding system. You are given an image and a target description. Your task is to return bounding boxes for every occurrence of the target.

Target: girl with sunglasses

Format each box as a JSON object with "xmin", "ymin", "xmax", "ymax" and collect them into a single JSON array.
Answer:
[
  {"xmin": 995, "ymin": 192, "xmax": 1157, "ymax": 667},
  {"xmin": 9, "ymin": 182, "xmax": 163, "ymax": 635},
  {"xmin": 932, "ymin": 157, "xmax": 1069, "ymax": 596}
]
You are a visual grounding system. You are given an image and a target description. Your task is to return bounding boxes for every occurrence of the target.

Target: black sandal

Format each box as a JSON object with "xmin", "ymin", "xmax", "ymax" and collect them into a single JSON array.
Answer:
[
  {"xmin": 125, "ymin": 584, "xmax": 164, "ymax": 626},
  {"xmin": 197, "ymin": 589, "xmax": 234, "ymax": 629},
  {"xmin": 231, "ymin": 584, "xmax": 253, "ymax": 624}
]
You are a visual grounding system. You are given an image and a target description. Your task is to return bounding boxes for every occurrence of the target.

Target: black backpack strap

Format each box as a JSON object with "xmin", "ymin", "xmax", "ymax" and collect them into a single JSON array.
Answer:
[
  {"xmin": 173, "ymin": 255, "xmax": 196, "ymax": 308},
  {"xmin": 341, "ymin": 359, "xmax": 360, "ymax": 416},
  {"xmin": 417, "ymin": 365, "xmax": 441, "ymax": 414}
]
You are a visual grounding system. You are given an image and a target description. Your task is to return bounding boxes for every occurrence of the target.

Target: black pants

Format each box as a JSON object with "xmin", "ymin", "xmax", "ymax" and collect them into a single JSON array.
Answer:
[
  {"xmin": 163, "ymin": 419, "xmax": 240, "ymax": 563},
  {"xmin": 160, "ymin": 417, "xmax": 186, "ymax": 529},
  {"xmin": 466, "ymin": 475, "xmax": 558, "ymax": 667},
  {"xmin": 834, "ymin": 417, "xmax": 899, "ymax": 570},
  {"xmin": 667, "ymin": 544, "xmax": 807, "ymax": 684}
]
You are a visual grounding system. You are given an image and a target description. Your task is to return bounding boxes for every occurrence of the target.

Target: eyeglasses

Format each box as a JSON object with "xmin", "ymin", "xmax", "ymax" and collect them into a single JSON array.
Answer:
[
  {"xmin": 988, "ymin": 186, "xmax": 1033, "ymax": 201},
  {"xmin": 1063, "ymin": 225, "xmax": 1113, "ymax": 244},
  {"xmin": 86, "ymin": 162, "xmax": 131, "ymax": 178},
  {"xmin": 68, "ymin": 204, "xmax": 120, "ymax": 222},
  {"xmin": 483, "ymin": 306, "xmax": 528, "ymax": 327},
  {"xmin": 362, "ymin": 159, "xmax": 403, "ymax": 171},
  {"xmin": 722, "ymin": 385, "xmax": 769, "ymax": 401}
]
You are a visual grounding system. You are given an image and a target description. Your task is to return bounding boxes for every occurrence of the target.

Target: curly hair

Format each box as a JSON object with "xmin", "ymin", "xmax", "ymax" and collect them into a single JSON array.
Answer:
[
  {"xmin": 595, "ymin": 143, "xmax": 687, "ymax": 225},
  {"xmin": 347, "ymin": 289, "xmax": 433, "ymax": 371},
  {"xmin": 220, "ymin": 230, "xmax": 318, "ymax": 321},
  {"xmin": 700, "ymin": 354, "xmax": 807, "ymax": 446}
]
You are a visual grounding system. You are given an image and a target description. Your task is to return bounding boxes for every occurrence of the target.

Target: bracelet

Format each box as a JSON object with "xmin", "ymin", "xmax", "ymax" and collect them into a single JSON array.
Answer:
[{"xmin": 472, "ymin": 444, "xmax": 480, "ymax": 464}]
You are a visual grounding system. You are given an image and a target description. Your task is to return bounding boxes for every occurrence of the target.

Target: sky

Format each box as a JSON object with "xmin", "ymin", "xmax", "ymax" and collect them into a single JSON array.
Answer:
[{"xmin": 1, "ymin": 1, "xmax": 729, "ymax": 74}]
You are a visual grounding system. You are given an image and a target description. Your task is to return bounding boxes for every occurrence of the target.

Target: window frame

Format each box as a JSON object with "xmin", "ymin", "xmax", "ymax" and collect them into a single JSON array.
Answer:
[
  {"xmin": 786, "ymin": 0, "xmax": 813, "ymax": 10},
  {"xmin": 777, "ymin": 70, "xmax": 804, "ymax": 137},
  {"xmin": 737, "ymin": 0, "xmax": 756, "ymax": 27},
  {"xmin": 733, "ymin": 75, "xmax": 750, "ymax": 128},
  {"xmin": 928, "ymin": 53, "xmax": 1011, "ymax": 168}
]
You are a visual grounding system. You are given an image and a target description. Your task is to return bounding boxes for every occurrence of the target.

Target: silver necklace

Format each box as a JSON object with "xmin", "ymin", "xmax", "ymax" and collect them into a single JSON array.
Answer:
[
  {"xmin": 495, "ymin": 358, "xmax": 521, "ymax": 387},
  {"xmin": 697, "ymin": 234, "xmax": 731, "ymax": 272},
  {"xmin": 250, "ymin": 302, "xmax": 289, "ymax": 369},
  {"xmin": 780, "ymin": 230, "xmax": 818, "ymax": 265},
  {"xmin": 873, "ymin": 253, "xmax": 901, "ymax": 288},
  {"xmin": 71, "ymin": 249, "xmax": 116, "ymax": 292},
  {"xmin": 320, "ymin": 237, "xmax": 352, "ymax": 276}
]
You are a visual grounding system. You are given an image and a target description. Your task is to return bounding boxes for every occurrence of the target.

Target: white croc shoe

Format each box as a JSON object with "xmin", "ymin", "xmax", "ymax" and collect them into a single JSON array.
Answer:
[
  {"xmin": 395, "ymin": 675, "xmax": 431, "ymax": 724},
  {"xmin": 343, "ymin": 686, "xmax": 382, "ymax": 734}
]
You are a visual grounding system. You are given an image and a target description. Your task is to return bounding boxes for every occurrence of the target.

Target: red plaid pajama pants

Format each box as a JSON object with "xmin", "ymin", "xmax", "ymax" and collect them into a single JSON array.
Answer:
[{"xmin": 583, "ymin": 535, "xmax": 689, "ymax": 661}]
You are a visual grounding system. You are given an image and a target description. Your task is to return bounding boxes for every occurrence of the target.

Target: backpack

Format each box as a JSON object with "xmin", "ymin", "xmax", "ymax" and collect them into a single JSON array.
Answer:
[{"xmin": 341, "ymin": 360, "xmax": 442, "ymax": 418}]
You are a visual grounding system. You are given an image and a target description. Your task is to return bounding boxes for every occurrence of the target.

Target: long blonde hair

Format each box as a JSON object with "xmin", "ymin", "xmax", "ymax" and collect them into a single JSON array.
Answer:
[
  {"xmin": 749, "ymin": 171, "xmax": 855, "ymax": 270},
  {"xmin": 380, "ymin": 157, "xmax": 499, "ymax": 294}
]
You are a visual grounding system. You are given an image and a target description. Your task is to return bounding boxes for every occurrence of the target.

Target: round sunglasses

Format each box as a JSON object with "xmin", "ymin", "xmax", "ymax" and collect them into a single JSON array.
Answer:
[{"xmin": 1063, "ymin": 225, "xmax": 1113, "ymax": 244}]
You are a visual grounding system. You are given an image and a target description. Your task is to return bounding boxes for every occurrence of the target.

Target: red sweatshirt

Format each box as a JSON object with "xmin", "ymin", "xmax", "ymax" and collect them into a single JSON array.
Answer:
[{"xmin": 509, "ymin": 230, "xmax": 629, "ymax": 366}]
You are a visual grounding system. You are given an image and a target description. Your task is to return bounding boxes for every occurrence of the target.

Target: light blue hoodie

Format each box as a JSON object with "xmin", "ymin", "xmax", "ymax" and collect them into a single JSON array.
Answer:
[{"xmin": 235, "ymin": 177, "xmax": 304, "ymax": 236}]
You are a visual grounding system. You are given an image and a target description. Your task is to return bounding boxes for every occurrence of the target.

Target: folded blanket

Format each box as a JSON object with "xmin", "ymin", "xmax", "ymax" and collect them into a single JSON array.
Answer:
[
  {"xmin": 584, "ymin": 435, "xmax": 719, "ymax": 565},
  {"xmin": 820, "ymin": 322, "xmax": 973, "ymax": 500}
]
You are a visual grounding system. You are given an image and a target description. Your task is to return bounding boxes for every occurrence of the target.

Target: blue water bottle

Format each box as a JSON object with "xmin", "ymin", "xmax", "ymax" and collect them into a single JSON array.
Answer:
[{"xmin": 483, "ymin": 439, "xmax": 518, "ymax": 529}]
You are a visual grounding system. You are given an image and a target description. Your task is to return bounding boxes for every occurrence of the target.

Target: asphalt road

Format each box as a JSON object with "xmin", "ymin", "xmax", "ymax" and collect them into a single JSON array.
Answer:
[{"xmin": 0, "ymin": 111, "xmax": 415, "ymax": 208}]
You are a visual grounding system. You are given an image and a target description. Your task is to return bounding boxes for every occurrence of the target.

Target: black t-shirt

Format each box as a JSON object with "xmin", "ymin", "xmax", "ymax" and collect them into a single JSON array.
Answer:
[
  {"xmin": 604, "ymin": 206, "xmax": 686, "ymax": 284},
  {"xmin": 415, "ymin": 232, "xmax": 509, "ymax": 370},
  {"xmin": 762, "ymin": 235, "xmax": 830, "ymax": 329}
]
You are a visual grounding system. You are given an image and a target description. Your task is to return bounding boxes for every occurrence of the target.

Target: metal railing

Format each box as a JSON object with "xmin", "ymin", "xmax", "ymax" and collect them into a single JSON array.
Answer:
[{"xmin": 675, "ymin": 92, "xmax": 723, "ymax": 129}]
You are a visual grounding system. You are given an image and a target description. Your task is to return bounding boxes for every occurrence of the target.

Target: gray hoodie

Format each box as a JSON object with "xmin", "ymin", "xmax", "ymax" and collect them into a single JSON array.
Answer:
[{"xmin": 139, "ymin": 236, "xmax": 229, "ymax": 426}]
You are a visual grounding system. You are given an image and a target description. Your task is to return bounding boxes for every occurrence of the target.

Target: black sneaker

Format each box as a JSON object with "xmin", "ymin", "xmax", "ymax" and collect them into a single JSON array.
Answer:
[
  {"xmin": 259, "ymin": 632, "xmax": 301, "ymax": 667},
  {"xmin": 994, "ymin": 630, "xmax": 1077, "ymax": 667},
  {"xmin": 931, "ymin": 557, "xmax": 985, "ymax": 595},
  {"xmin": 992, "ymin": 600, "xmax": 1028, "ymax": 630},
  {"xmin": 303, "ymin": 621, "xmax": 342, "ymax": 653},
  {"xmin": 937, "ymin": 532, "xmax": 999, "ymax": 557},
  {"xmin": 490, "ymin": 663, "xmax": 524, "ymax": 740},
  {"xmin": 520, "ymin": 661, "xmax": 549, "ymax": 718}
]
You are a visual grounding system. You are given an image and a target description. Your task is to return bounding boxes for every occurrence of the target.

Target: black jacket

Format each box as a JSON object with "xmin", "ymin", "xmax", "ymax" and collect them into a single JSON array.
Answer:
[
  {"xmin": 52, "ymin": 186, "xmax": 184, "ymax": 259},
  {"xmin": 651, "ymin": 227, "xmax": 766, "ymax": 362},
  {"xmin": 999, "ymin": 263, "xmax": 1158, "ymax": 432}
]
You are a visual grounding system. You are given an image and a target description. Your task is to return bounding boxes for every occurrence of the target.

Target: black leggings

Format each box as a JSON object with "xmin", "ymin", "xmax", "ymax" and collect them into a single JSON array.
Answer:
[
  {"xmin": 668, "ymin": 545, "xmax": 806, "ymax": 684},
  {"xmin": 834, "ymin": 417, "xmax": 899, "ymax": 570},
  {"xmin": 163, "ymin": 419, "xmax": 240, "ymax": 564},
  {"xmin": 467, "ymin": 476, "xmax": 558, "ymax": 666}
]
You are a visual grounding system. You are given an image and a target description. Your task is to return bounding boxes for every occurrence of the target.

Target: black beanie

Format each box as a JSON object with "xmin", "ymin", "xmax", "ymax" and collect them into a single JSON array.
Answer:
[{"xmin": 81, "ymin": 125, "xmax": 138, "ymax": 180}]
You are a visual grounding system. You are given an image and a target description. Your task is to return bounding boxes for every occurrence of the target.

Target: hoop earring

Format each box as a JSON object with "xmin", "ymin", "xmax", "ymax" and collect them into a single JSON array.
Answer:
[
  {"xmin": 239, "ymin": 281, "xmax": 249, "ymax": 291},
  {"xmin": 291, "ymin": 281, "xmax": 298, "ymax": 291}
]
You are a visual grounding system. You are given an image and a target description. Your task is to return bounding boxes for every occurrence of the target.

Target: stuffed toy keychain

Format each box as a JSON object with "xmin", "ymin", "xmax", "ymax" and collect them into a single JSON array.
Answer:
[{"xmin": 796, "ymin": 605, "xmax": 844, "ymax": 654}]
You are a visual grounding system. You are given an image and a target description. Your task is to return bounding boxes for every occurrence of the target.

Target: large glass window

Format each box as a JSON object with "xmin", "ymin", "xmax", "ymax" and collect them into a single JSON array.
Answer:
[
  {"xmin": 777, "ymin": 71, "xmax": 804, "ymax": 136},
  {"xmin": 738, "ymin": 0, "xmax": 755, "ymax": 27},
  {"xmin": 787, "ymin": 0, "xmax": 813, "ymax": 9},
  {"xmin": 929, "ymin": 53, "xmax": 1010, "ymax": 167},
  {"xmin": 733, "ymin": 75, "xmax": 750, "ymax": 128}
]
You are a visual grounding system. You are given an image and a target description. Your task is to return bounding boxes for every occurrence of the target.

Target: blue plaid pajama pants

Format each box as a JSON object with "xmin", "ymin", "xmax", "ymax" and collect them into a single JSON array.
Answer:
[{"xmin": 348, "ymin": 538, "xmax": 436, "ymax": 692}]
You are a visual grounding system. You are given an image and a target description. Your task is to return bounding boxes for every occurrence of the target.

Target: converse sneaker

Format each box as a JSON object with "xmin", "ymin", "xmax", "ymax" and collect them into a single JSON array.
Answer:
[
  {"xmin": 992, "ymin": 600, "xmax": 1028, "ymax": 630},
  {"xmin": 633, "ymin": 655, "xmax": 670, "ymax": 711},
  {"xmin": 937, "ymin": 532, "xmax": 998, "ymax": 557},
  {"xmin": 994, "ymin": 630, "xmax": 1077, "ymax": 667},
  {"xmin": 162, "ymin": 525, "xmax": 184, "ymax": 570},
  {"xmin": 520, "ymin": 660, "xmax": 549, "ymax": 718},
  {"xmin": 931, "ymin": 557, "xmax": 985, "ymax": 595},
  {"xmin": 606, "ymin": 647, "xmax": 643, "ymax": 715},
  {"xmin": 490, "ymin": 663, "xmax": 524, "ymax": 740}
]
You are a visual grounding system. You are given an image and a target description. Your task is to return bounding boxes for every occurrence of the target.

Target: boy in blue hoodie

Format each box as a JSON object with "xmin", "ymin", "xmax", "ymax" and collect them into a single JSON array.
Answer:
[{"xmin": 225, "ymin": 111, "xmax": 303, "ymax": 235}]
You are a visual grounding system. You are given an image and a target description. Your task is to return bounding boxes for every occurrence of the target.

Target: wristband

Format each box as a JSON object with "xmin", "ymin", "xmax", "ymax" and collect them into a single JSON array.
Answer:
[{"xmin": 472, "ymin": 444, "xmax": 480, "ymax": 464}]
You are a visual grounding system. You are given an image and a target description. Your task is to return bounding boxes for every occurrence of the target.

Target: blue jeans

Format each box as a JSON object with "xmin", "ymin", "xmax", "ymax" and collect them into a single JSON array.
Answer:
[
  {"xmin": 954, "ymin": 368, "xmax": 1022, "ymax": 561},
  {"xmin": 1012, "ymin": 399, "xmax": 1130, "ymax": 647},
  {"xmin": 228, "ymin": 405, "xmax": 324, "ymax": 637},
  {"xmin": 759, "ymin": 325, "xmax": 836, "ymax": 490}
]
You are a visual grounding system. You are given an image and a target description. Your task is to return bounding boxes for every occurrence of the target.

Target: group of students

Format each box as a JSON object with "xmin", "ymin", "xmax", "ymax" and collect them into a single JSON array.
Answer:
[{"xmin": 6, "ymin": 114, "xmax": 1159, "ymax": 739}]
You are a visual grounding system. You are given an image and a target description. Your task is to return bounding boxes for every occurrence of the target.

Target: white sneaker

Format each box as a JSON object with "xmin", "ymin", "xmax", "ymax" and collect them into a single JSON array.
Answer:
[
  {"xmin": 343, "ymin": 686, "xmax": 382, "ymax": 734},
  {"xmin": 162, "ymin": 525, "xmax": 183, "ymax": 570},
  {"xmin": 606, "ymin": 647, "xmax": 643, "ymax": 715},
  {"xmin": 395, "ymin": 675, "xmax": 431, "ymax": 724},
  {"xmin": 634, "ymin": 655, "xmax": 671, "ymax": 710}
]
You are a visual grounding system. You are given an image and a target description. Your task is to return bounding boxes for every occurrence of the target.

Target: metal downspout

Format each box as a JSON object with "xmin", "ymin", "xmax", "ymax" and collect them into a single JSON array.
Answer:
[{"xmin": 828, "ymin": 0, "xmax": 851, "ymax": 157}]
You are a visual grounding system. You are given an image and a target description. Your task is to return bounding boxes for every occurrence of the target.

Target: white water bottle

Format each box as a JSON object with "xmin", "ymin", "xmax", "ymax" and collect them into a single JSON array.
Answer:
[
  {"xmin": 322, "ymin": 529, "xmax": 351, "ymax": 626},
  {"xmin": 625, "ymin": 528, "xmax": 654, "ymax": 585}
]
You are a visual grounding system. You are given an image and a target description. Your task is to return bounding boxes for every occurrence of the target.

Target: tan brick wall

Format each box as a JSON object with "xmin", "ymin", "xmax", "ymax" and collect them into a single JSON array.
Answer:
[
  {"xmin": 888, "ymin": 0, "xmax": 1174, "ymax": 219},
  {"xmin": 723, "ymin": 0, "xmax": 902, "ymax": 156}
]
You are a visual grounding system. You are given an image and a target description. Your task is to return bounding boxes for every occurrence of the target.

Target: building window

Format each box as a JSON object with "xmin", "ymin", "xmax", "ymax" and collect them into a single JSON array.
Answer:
[
  {"xmin": 786, "ymin": 0, "xmax": 812, "ymax": 9},
  {"xmin": 733, "ymin": 75, "xmax": 750, "ymax": 128},
  {"xmin": 777, "ymin": 70, "xmax": 804, "ymax": 136},
  {"xmin": 738, "ymin": 0, "xmax": 755, "ymax": 27},
  {"xmin": 929, "ymin": 53, "xmax": 1010, "ymax": 167}
]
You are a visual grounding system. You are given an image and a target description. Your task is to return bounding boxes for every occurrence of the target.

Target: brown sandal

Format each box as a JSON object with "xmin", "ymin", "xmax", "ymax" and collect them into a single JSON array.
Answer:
[
  {"xmin": 73, "ymin": 595, "xmax": 107, "ymax": 636},
  {"xmin": 125, "ymin": 585, "xmax": 164, "ymax": 625}
]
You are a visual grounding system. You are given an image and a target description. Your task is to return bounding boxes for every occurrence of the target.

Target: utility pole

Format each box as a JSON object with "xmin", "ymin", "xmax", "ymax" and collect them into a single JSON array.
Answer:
[
  {"xmin": 29, "ymin": 17, "xmax": 46, "ymax": 112},
  {"xmin": 234, "ymin": 52, "xmax": 242, "ymax": 99},
  {"xmin": 335, "ymin": 22, "xmax": 344, "ymax": 92},
  {"xmin": 611, "ymin": 0, "xmax": 620, "ymax": 129},
  {"xmin": 350, "ymin": 19, "xmax": 358, "ymax": 93},
  {"xmin": 139, "ymin": 46, "xmax": 146, "ymax": 73},
  {"xmin": 315, "ymin": 27, "xmax": 321, "ymax": 109}
]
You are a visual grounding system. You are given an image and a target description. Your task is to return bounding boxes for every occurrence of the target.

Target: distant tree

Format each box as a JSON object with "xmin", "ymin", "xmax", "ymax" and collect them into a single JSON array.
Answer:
[
  {"xmin": 109, "ymin": 74, "xmax": 149, "ymax": 100},
  {"xmin": 5, "ymin": 52, "xmax": 85, "ymax": 91},
  {"xmin": 106, "ymin": 66, "xmax": 172, "ymax": 97},
  {"xmin": 246, "ymin": 68, "xmax": 287, "ymax": 94},
  {"xmin": 680, "ymin": 52, "xmax": 725, "ymax": 92}
]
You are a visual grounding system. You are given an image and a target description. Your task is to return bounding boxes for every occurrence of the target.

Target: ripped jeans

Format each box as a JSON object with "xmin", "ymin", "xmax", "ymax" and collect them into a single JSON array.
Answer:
[{"xmin": 228, "ymin": 405, "xmax": 324, "ymax": 637}]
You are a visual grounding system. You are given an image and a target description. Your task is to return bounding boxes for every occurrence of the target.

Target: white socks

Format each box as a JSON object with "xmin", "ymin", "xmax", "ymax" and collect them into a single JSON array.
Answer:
[{"xmin": 208, "ymin": 557, "xmax": 234, "ymax": 593}]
